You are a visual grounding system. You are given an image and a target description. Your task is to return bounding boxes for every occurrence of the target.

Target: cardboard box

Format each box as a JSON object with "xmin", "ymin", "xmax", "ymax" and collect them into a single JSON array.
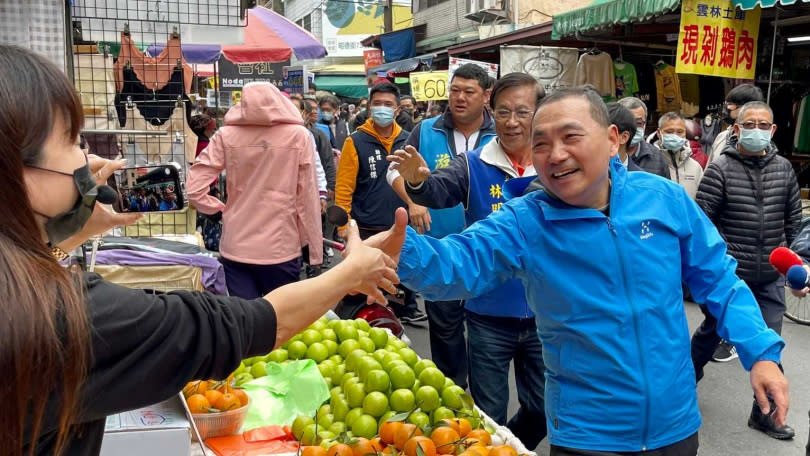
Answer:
[{"xmin": 101, "ymin": 396, "xmax": 191, "ymax": 456}]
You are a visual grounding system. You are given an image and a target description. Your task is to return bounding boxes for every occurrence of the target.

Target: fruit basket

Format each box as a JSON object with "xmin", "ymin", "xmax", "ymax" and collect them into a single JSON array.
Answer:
[{"xmin": 192, "ymin": 403, "xmax": 249, "ymax": 440}]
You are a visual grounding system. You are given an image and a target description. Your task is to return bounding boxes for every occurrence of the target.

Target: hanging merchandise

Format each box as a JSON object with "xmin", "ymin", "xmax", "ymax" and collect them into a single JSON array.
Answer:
[
  {"xmin": 679, "ymin": 74, "xmax": 701, "ymax": 117},
  {"xmin": 575, "ymin": 50, "xmax": 615, "ymax": 101},
  {"xmin": 613, "ymin": 60, "xmax": 639, "ymax": 99},
  {"xmin": 115, "ymin": 66, "xmax": 191, "ymax": 127},
  {"xmin": 73, "ymin": 53, "xmax": 117, "ymax": 130},
  {"xmin": 500, "ymin": 45, "xmax": 578, "ymax": 94},
  {"xmin": 796, "ymin": 95, "xmax": 810, "ymax": 153},
  {"xmin": 121, "ymin": 103, "xmax": 198, "ymax": 168},
  {"xmin": 113, "ymin": 33, "xmax": 194, "ymax": 93},
  {"xmin": 654, "ymin": 63, "xmax": 683, "ymax": 113},
  {"xmin": 634, "ymin": 63, "xmax": 658, "ymax": 114}
]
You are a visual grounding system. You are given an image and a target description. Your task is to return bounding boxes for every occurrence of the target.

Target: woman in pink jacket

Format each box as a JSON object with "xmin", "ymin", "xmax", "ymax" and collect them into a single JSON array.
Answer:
[{"xmin": 187, "ymin": 82, "xmax": 322, "ymax": 299}]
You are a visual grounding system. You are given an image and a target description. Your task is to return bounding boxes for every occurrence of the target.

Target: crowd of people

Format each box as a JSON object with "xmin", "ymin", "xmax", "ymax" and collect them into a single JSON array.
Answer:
[
  {"xmin": 185, "ymin": 64, "xmax": 802, "ymax": 454},
  {"xmin": 3, "ymin": 38, "xmax": 808, "ymax": 455}
]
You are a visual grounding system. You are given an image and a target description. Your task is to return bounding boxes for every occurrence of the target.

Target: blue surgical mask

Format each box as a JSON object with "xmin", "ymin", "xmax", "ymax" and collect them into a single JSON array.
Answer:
[
  {"xmin": 321, "ymin": 111, "xmax": 334, "ymax": 122},
  {"xmin": 661, "ymin": 133, "xmax": 687, "ymax": 151},
  {"xmin": 370, "ymin": 106, "xmax": 395, "ymax": 127},
  {"xmin": 738, "ymin": 128, "xmax": 771, "ymax": 152},
  {"xmin": 630, "ymin": 127, "xmax": 644, "ymax": 146}
]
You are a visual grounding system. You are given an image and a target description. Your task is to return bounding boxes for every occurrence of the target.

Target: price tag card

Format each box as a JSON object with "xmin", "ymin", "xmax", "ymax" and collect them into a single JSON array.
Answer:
[{"xmin": 410, "ymin": 71, "xmax": 449, "ymax": 101}]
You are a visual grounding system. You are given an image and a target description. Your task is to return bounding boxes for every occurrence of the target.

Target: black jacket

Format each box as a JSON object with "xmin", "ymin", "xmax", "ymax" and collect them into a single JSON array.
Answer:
[
  {"xmin": 27, "ymin": 274, "xmax": 277, "ymax": 455},
  {"xmin": 309, "ymin": 125, "xmax": 337, "ymax": 190},
  {"xmin": 631, "ymin": 141, "xmax": 670, "ymax": 180},
  {"xmin": 696, "ymin": 139, "xmax": 802, "ymax": 283}
]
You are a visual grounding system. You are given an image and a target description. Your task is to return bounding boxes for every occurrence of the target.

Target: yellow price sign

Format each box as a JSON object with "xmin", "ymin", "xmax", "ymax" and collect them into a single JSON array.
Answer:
[{"xmin": 410, "ymin": 71, "xmax": 449, "ymax": 101}]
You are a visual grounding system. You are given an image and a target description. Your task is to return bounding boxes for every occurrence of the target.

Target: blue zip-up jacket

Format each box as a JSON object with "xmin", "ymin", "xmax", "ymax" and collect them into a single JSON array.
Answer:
[
  {"xmin": 406, "ymin": 111, "xmax": 496, "ymax": 238},
  {"xmin": 406, "ymin": 140, "xmax": 532, "ymax": 318},
  {"xmin": 397, "ymin": 161, "xmax": 784, "ymax": 452}
]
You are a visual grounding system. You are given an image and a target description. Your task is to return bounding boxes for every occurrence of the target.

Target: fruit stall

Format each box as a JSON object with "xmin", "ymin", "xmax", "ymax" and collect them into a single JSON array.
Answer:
[{"xmin": 181, "ymin": 315, "xmax": 537, "ymax": 456}]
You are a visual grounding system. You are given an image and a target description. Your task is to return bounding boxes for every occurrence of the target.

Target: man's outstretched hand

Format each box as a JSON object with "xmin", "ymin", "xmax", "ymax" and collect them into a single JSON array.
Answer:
[
  {"xmin": 750, "ymin": 360, "xmax": 790, "ymax": 428},
  {"xmin": 387, "ymin": 145, "xmax": 431, "ymax": 186},
  {"xmin": 365, "ymin": 207, "xmax": 409, "ymax": 264}
]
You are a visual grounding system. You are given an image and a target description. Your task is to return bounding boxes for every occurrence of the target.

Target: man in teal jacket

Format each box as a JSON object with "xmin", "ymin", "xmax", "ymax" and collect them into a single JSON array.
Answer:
[{"xmin": 367, "ymin": 87, "xmax": 788, "ymax": 455}]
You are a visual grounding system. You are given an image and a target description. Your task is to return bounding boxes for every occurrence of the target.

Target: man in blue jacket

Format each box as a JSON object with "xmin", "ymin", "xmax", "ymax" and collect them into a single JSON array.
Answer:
[
  {"xmin": 368, "ymin": 87, "xmax": 789, "ymax": 455},
  {"xmin": 389, "ymin": 72, "xmax": 546, "ymax": 448},
  {"xmin": 386, "ymin": 64, "xmax": 497, "ymax": 387}
]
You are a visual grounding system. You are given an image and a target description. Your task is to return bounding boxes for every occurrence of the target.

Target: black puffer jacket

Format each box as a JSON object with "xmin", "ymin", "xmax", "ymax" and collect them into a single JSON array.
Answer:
[{"xmin": 696, "ymin": 138, "xmax": 801, "ymax": 283}]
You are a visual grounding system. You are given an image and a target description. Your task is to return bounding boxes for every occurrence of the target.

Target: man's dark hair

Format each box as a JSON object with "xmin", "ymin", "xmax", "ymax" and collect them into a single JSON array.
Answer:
[
  {"xmin": 309, "ymin": 82, "xmax": 317, "ymax": 91},
  {"xmin": 606, "ymin": 102, "xmax": 636, "ymax": 136},
  {"xmin": 369, "ymin": 81, "xmax": 400, "ymax": 103},
  {"xmin": 451, "ymin": 63, "xmax": 493, "ymax": 91},
  {"xmin": 319, "ymin": 95, "xmax": 340, "ymax": 109},
  {"xmin": 726, "ymin": 83, "xmax": 764, "ymax": 105},
  {"xmin": 537, "ymin": 87, "xmax": 609, "ymax": 127},
  {"xmin": 400, "ymin": 95, "xmax": 415, "ymax": 104},
  {"xmin": 490, "ymin": 72, "xmax": 545, "ymax": 110}
]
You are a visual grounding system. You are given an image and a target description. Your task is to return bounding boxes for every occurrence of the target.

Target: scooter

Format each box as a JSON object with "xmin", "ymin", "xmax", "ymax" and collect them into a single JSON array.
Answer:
[{"xmin": 324, "ymin": 206, "xmax": 407, "ymax": 339}]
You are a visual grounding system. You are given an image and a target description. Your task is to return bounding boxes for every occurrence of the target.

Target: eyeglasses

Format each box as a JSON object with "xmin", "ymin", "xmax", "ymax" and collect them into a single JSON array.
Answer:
[
  {"xmin": 738, "ymin": 121, "xmax": 773, "ymax": 130},
  {"xmin": 494, "ymin": 109, "xmax": 534, "ymax": 121},
  {"xmin": 635, "ymin": 118, "xmax": 646, "ymax": 127}
]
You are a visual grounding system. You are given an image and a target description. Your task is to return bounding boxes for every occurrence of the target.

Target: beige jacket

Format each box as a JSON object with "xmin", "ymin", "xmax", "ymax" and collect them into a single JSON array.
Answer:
[{"xmin": 655, "ymin": 141, "xmax": 704, "ymax": 199}]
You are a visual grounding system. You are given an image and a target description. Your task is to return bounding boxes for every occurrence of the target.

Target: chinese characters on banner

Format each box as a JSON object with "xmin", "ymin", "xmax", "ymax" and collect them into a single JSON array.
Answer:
[
  {"xmin": 364, "ymin": 49, "xmax": 384, "ymax": 72},
  {"xmin": 676, "ymin": 0, "xmax": 761, "ymax": 79}
]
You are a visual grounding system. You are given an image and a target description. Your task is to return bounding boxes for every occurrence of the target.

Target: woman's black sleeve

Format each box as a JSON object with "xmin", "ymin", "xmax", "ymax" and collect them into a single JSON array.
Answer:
[{"xmin": 78, "ymin": 273, "xmax": 277, "ymax": 421}]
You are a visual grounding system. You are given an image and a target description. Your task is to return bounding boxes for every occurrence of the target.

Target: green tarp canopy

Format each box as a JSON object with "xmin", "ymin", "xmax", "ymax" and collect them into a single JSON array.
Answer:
[
  {"xmin": 734, "ymin": 0, "xmax": 809, "ymax": 8},
  {"xmin": 314, "ymin": 75, "xmax": 369, "ymax": 99},
  {"xmin": 552, "ymin": 0, "xmax": 681, "ymax": 40}
]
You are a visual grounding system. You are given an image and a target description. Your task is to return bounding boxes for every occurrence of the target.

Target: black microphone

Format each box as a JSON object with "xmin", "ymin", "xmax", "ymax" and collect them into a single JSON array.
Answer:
[{"xmin": 96, "ymin": 185, "xmax": 119, "ymax": 204}]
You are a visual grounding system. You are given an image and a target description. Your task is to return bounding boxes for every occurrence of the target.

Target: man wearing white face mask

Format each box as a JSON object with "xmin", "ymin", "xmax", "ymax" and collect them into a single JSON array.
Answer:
[
  {"xmin": 691, "ymin": 101, "xmax": 801, "ymax": 440},
  {"xmin": 655, "ymin": 112, "xmax": 703, "ymax": 199}
]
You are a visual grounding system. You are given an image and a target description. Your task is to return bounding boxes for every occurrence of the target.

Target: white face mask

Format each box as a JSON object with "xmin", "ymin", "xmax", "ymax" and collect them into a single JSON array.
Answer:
[{"xmin": 630, "ymin": 127, "xmax": 644, "ymax": 146}]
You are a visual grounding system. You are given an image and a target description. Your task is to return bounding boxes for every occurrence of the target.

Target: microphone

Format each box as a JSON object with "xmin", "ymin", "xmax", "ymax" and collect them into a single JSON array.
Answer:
[
  {"xmin": 786, "ymin": 265, "xmax": 809, "ymax": 290},
  {"xmin": 96, "ymin": 185, "xmax": 119, "ymax": 205},
  {"xmin": 326, "ymin": 205, "xmax": 349, "ymax": 226},
  {"xmin": 769, "ymin": 246, "xmax": 803, "ymax": 275}
]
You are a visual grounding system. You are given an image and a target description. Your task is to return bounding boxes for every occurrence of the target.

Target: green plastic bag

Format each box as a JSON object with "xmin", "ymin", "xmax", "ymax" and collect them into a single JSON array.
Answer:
[{"xmin": 240, "ymin": 360, "xmax": 329, "ymax": 431}]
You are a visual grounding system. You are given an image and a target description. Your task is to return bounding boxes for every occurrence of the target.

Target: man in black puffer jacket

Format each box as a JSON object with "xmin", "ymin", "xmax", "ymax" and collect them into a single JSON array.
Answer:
[{"xmin": 691, "ymin": 101, "xmax": 801, "ymax": 440}]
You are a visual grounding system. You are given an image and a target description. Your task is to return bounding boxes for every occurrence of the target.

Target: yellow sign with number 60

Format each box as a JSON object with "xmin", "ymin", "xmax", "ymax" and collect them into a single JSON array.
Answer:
[{"xmin": 409, "ymin": 71, "xmax": 449, "ymax": 101}]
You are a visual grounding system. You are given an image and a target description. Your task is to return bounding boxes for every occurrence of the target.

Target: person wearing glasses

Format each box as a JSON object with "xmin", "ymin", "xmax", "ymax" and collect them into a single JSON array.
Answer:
[
  {"xmin": 387, "ymin": 72, "xmax": 547, "ymax": 449},
  {"xmin": 617, "ymin": 97, "xmax": 670, "ymax": 179},
  {"xmin": 708, "ymin": 83, "xmax": 765, "ymax": 165},
  {"xmin": 691, "ymin": 101, "xmax": 800, "ymax": 440}
]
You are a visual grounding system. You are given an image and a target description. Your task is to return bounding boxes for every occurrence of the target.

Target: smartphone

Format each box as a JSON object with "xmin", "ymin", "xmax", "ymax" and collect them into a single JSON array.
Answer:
[{"xmin": 111, "ymin": 164, "xmax": 185, "ymax": 213}]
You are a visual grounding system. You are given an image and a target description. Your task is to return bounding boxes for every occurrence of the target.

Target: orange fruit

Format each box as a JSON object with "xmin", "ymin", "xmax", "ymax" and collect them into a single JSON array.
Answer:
[
  {"xmin": 303, "ymin": 446, "xmax": 328, "ymax": 456},
  {"xmin": 204, "ymin": 389, "xmax": 225, "ymax": 407},
  {"xmin": 382, "ymin": 447, "xmax": 398, "ymax": 455},
  {"xmin": 182, "ymin": 380, "xmax": 209, "ymax": 398},
  {"xmin": 457, "ymin": 452, "xmax": 476, "ymax": 456},
  {"xmin": 439, "ymin": 419, "xmax": 459, "ymax": 435},
  {"xmin": 464, "ymin": 430, "xmax": 491, "ymax": 447},
  {"xmin": 213, "ymin": 392, "xmax": 241, "ymax": 411},
  {"xmin": 232, "ymin": 389, "xmax": 249, "ymax": 407},
  {"xmin": 487, "ymin": 446, "xmax": 517, "ymax": 456},
  {"xmin": 394, "ymin": 423, "xmax": 423, "ymax": 450},
  {"xmin": 186, "ymin": 394, "xmax": 211, "ymax": 414},
  {"xmin": 380, "ymin": 420, "xmax": 403, "ymax": 445},
  {"xmin": 369, "ymin": 437, "xmax": 385, "ymax": 453},
  {"xmin": 430, "ymin": 427, "xmax": 459, "ymax": 455},
  {"xmin": 351, "ymin": 437, "xmax": 378, "ymax": 456},
  {"xmin": 328, "ymin": 443, "xmax": 354, "ymax": 456},
  {"xmin": 404, "ymin": 436, "xmax": 436, "ymax": 456},
  {"xmin": 465, "ymin": 444, "xmax": 489, "ymax": 456},
  {"xmin": 455, "ymin": 419, "xmax": 472, "ymax": 437}
]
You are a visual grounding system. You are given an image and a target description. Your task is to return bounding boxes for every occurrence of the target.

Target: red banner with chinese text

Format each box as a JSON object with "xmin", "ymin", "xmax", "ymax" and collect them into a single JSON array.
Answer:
[{"xmin": 676, "ymin": 0, "xmax": 761, "ymax": 79}]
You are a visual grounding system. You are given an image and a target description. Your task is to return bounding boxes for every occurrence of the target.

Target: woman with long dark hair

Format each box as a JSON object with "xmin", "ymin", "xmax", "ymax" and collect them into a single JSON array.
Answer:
[{"xmin": 0, "ymin": 44, "xmax": 399, "ymax": 456}]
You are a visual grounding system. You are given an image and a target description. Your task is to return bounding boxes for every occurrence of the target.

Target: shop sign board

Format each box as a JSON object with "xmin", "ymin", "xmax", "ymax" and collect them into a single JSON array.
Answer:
[
  {"xmin": 410, "ymin": 71, "xmax": 449, "ymax": 101},
  {"xmin": 676, "ymin": 0, "xmax": 761, "ymax": 79},
  {"xmin": 364, "ymin": 49, "xmax": 384, "ymax": 71},
  {"xmin": 448, "ymin": 57, "xmax": 499, "ymax": 81},
  {"xmin": 282, "ymin": 66, "xmax": 314, "ymax": 94}
]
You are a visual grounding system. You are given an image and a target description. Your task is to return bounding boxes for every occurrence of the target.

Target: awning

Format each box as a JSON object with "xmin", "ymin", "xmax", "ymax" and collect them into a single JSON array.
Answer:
[
  {"xmin": 448, "ymin": 22, "xmax": 554, "ymax": 55},
  {"xmin": 552, "ymin": 0, "xmax": 681, "ymax": 40},
  {"xmin": 367, "ymin": 53, "xmax": 437, "ymax": 76},
  {"xmin": 416, "ymin": 27, "xmax": 478, "ymax": 52},
  {"xmin": 734, "ymin": 0, "xmax": 809, "ymax": 8},
  {"xmin": 310, "ymin": 63, "xmax": 367, "ymax": 74},
  {"xmin": 314, "ymin": 75, "xmax": 369, "ymax": 98}
]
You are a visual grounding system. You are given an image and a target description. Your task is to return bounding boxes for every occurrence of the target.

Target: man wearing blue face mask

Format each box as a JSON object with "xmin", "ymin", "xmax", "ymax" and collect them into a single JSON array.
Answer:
[
  {"xmin": 691, "ymin": 101, "xmax": 801, "ymax": 440},
  {"xmin": 655, "ymin": 112, "xmax": 704, "ymax": 199},
  {"xmin": 335, "ymin": 81, "xmax": 424, "ymax": 321}
]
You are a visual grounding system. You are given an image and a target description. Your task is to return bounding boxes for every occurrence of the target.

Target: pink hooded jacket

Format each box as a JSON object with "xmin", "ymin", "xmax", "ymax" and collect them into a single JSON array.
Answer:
[{"xmin": 187, "ymin": 82, "xmax": 322, "ymax": 265}]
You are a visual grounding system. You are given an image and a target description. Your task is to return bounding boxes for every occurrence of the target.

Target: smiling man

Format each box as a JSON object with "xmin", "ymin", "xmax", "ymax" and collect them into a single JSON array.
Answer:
[
  {"xmin": 387, "ymin": 72, "xmax": 547, "ymax": 448},
  {"xmin": 367, "ymin": 87, "xmax": 789, "ymax": 455}
]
